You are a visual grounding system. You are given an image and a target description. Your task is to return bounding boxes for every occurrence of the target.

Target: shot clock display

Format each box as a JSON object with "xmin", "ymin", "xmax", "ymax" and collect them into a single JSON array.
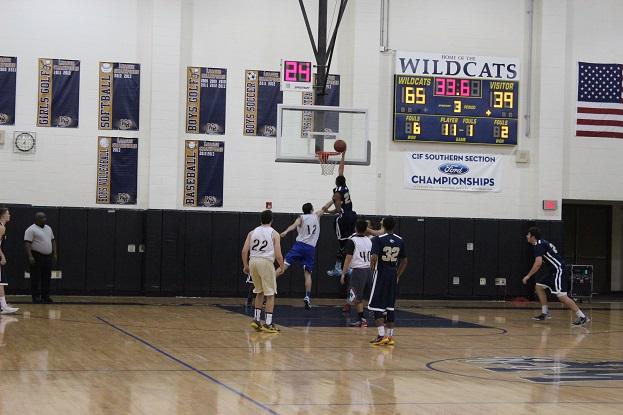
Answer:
[
  {"xmin": 393, "ymin": 52, "xmax": 520, "ymax": 145},
  {"xmin": 281, "ymin": 60, "xmax": 313, "ymax": 92}
]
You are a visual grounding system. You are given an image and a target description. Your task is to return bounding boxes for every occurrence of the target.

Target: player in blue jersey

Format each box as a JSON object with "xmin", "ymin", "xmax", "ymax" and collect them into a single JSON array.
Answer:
[
  {"xmin": 368, "ymin": 217, "xmax": 408, "ymax": 346},
  {"xmin": 523, "ymin": 227, "xmax": 589, "ymax": 326},
  {"xmin": 280, "ymin": 200, "xmax": 333, "ymax": 310}
]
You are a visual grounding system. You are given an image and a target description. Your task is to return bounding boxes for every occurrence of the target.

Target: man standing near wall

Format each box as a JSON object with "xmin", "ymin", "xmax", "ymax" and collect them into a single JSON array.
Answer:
[{"xmin": 24, "ymin": 212, "xmax": 56, "ymax": 304}]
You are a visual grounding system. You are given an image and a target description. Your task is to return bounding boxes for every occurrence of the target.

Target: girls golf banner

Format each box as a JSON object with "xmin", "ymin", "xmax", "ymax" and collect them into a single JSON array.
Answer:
[
  {"xmin": 96, "ymin": 137, "xmax": 138, "ymax": 205},
  {"xmin": 404, "ymin": 151, "xmax": 502, "ymax": 192},
  {"xmin": 0, "ymin": 56, "xmax": 17, "ymax": 125},
  {"xmin": 37, "ymin": 58, "xmax": 80, "ymax": 127},
  {"xmin": 98, "ymin": 62, "xmax": 140, "ymax": 130},
  {"xmin": 183, "ymin": 140, "xmax": 224, "ymax": 207}
]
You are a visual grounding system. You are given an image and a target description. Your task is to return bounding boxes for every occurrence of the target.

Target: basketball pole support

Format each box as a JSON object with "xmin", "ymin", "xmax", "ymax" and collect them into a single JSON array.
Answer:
[{"xmin": 298, "ymin": 0, "xmax": 349, "ymax": 153}]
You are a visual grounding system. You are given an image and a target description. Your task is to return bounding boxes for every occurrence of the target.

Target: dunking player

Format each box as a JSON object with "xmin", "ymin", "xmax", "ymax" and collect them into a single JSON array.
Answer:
[
  {"xmin": 368, "ymin": 217, "xmax": 408, "ymax": 346},
  {"xmin": 325, "ymin": 151, "xmax": 357, "ymax": 311},
  {"xmin": 341, "ymin": 219, "xmax": 373, "ymax": 327},
  {"xmin": 523, "ymin": 226, "xmax": 589, "ymax": 326},
  {"xmin": 241, "ymin": 210, "xmax": 284, "ymax": 333},
  {"xmin": 280, "ymin": 200, "xmax": 333, "ymax": 309}
]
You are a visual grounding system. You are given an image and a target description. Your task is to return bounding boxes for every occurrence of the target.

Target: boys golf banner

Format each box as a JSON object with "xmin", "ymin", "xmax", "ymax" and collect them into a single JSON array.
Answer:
[{"xmin": 404, "ymin": 151, "xmax": 502, "ymax": 192}]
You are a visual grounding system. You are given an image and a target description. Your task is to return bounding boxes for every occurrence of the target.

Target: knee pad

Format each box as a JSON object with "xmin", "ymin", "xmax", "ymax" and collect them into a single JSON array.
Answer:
[
  {"xmin": 374, "ymin": 311, "xmax": 384, "ymax": 320},
  {"xmin": 386, "ymin": 310, "xmax": 395, "ymax": 323}
]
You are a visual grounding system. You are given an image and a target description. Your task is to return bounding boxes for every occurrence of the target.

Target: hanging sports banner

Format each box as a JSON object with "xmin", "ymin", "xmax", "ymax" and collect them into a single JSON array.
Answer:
[
  {"xmin": 243, "ymin": 70, "xmax": 283, "ymax": 137},
  {"xmin": 404, "ymin": 151, "xmax": 502, "ymax": 192},
  {"xmin": 0, "ymin": 56, "xmax": 17, "ymax": 126},
  {"xmin": 183, "ymin": 140, "xmax": 224, "ymax": 207},
  {"xmin": 98, "ymin": 62, "xmax": 140, "ymax": 130},
  {"xmin": 302, "ymin": 74, "xmax": 340, "ymax": 136},
  {"xmin": 37, "ymin": 58, "xmax": 80, "ymax": 128},
  {"xmin": 185, "ymin": 67, "xmax": 227, "ymax": 134},
  {"xmin": 96, "ymin": 137, "xmax": 138, "ymax": 205}
]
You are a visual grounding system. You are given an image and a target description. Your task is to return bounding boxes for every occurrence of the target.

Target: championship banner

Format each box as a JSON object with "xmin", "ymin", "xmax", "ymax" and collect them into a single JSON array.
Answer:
[
  {"xmin": 96, "ymin": 137, "xmax": 138, "ymax": 205},
  {"xmin": 243, "ymin": 70, "xmax": 283, "ymax": 136},
  {"xmin": 186, "ymin": 67, "xmax": 227, "ymax": 134},
  {"xmin": 99, "ymin": 62, "xmax": 140, "ymax": 130},
  {"xmin": 404, "ymin": 151, "xmax": 502, "ymax": 192},
  {"xmin": 302, "ymin": 74, "xmax": 340, "ymax": 136},
  {"xmin": 183, "ymin": 140, "xmax": 224, "ymax": 207},
  {"xmin": 0, "ymin": 56, "xmax": 17, "ymax": 125},
  {"xmin": 37, "ymin": 58, "xmax": 80, "ymax": 128}
]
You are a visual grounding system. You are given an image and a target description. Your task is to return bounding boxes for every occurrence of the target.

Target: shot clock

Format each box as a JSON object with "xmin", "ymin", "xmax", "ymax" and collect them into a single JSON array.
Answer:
[
  {"xmin": 281, "ymin": 59, "xmax": 313, "ymax": 92},
  {"xmin": 393, "ymin": 52, "xmax": 520, "ymax": 145}
]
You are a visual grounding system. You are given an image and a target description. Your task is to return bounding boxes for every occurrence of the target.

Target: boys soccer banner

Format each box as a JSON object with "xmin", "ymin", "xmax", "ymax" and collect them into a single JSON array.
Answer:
[
  {"xmin": 243, "ymin": 70, "xmax": 283, "ymax": 137},
  {"xmin": 302, "ymin": 74, "xmax": 340, "ymax": 136},
  {"xmin": 99, "ymin": 62, "xmax": 140, "ymax": 130},
  {"xmin": 0, "ymin": 56, "xmax": 17, "ymax": 125},
  {"xmin": 96, "ymin": 137, "xmax": 138, "ymax": 205},
  {"xmin": 404, "ymin": 151, "xmax": 502, "ymax": 192},
  {"xmin": 37, "ymin": 58, "xmax": 80, "ymax": 127},
  {"xmin": 185, "ymin": 67, "xmax": 227, "ymax": 134},
  {"xmin": 183, "ymin": 140, "xmax": 224, "ymax": 207}
]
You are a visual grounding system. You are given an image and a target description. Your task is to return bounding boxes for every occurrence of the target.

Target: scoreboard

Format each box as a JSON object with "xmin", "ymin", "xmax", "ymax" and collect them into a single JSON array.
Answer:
[{"xmin": 393, "ymin": 52, "xmax": 520, "ymax": 145}]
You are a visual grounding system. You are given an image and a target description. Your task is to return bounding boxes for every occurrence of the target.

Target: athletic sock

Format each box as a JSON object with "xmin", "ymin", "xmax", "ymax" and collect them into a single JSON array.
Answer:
[
  {"xmin": 0, "ymin": 296, "xmax": 7, "ymax": 309},
  {"xmin": 254, "ymin": 308, "xmax": 261, "ymax": 321},
  {"xmin": 377, "ymin": 326, "xmax": 385, "ymax": 337},
  {"xmin": 387, "ymin": 328, "xmax": 394, "ymax": 337},
  {"xmin": 266, "ymin": 313, "xmax": 273, "ymax": 325},
  {"xmin": 305, "ymin": 291, "xmax": 311, "ymax": 299},
  {"xmin": 576, "ymin": 310, "xmax": 585, "ymax": 318},
  {"xmin": 542, "ymin": 305, "xmax": 548, "ymax": 314}
]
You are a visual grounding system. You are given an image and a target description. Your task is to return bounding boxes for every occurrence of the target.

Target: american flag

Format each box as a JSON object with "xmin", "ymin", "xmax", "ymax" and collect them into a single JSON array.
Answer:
[{"xmin": 576, "ymin": 62, "xmax": 623, "ymax": 139}]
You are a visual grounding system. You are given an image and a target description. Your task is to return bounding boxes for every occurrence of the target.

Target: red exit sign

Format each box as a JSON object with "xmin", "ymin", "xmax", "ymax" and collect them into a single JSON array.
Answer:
[{"xmin": 542, "ymin": 200, "xmax": 558, "ymax": 211}]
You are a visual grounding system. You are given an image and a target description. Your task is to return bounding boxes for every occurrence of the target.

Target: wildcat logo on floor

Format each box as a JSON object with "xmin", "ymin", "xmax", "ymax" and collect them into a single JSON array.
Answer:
[{"xmin": 466, "ymin": 357, "xmax": 623, "ymax": 382}]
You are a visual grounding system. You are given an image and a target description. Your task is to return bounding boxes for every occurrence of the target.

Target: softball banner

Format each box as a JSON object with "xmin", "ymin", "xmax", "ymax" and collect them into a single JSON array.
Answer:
[
  {"xmin": 98, "ymin": 62, "xmax": 140, "ymax": 130},
  {"xmin": 0, "ymin": 56, "xmax": 17, "ymax": 125},
  {"xmin": 404, "ymin": 151, "xmax": 502, "ymax": 192}
]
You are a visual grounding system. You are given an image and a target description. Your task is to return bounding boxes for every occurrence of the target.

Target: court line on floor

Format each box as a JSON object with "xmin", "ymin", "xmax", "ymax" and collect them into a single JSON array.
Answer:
[
  {"xmin": 270, "ymin": 401, "xmax": 623, "ymax": 406},
  {"xmin": 96, "ymin": 316, "xmax": 280, "ymax": 415}
]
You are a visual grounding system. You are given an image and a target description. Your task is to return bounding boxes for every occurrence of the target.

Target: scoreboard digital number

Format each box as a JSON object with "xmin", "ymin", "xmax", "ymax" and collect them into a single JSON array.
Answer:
[
  {"xmin": 281, "ymin": 59, "xmax": 313, "ymax": 92},
  {"xmin": 393, "ymin": 52, "xmax": 520, "ymax": 145}
]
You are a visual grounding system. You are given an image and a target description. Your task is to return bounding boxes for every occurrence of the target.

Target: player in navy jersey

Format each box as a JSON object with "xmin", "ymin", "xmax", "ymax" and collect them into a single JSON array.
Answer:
[
  {"xmin": 368, "ymin": 217, "xmax": 408, "ymax": 346},
  {"xmin": 523, "ymin": 227, "xmax": 589, "ymax": 326}
]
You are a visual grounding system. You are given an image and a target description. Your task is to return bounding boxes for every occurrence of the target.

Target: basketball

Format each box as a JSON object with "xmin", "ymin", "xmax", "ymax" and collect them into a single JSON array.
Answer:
[{"xmin": 334, "ymin": 139, "xmax": 347, "ymax": 153}]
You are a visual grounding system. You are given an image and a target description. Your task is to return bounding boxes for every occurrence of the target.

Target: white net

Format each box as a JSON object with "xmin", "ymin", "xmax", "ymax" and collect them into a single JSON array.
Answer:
[{"xmin": 316, "ymin": 151, "xmax": 341, "ymax": 176}]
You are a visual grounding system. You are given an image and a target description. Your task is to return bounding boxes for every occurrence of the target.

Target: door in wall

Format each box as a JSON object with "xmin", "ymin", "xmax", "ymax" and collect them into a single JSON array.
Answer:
[{"xmin": 562, "ymin": 204, "xmax": 612, "ymax": 294}]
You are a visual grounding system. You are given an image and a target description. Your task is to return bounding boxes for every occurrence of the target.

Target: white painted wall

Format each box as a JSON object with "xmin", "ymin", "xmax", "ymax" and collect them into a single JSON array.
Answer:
[{"xmin": 0, "ymin": 0, "xmax": 621, "ymax": 220}]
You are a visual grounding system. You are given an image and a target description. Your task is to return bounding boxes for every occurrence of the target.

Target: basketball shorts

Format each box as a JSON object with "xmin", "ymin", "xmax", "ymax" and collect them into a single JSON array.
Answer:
[
  {"xmin": 335, "ymin": 210, "xmax": 357, "ymax": 241},
  {"xmin": 347, "ymin": 267, "xmax": 373, "ymax": 304},
  {"xmin": 285, "ymin": 241, "xmax": 315, "ymax": 272},
  {"xmin": 368, "ymin": 268, "xmax": 398, "ymax": 312},
  {"xmin": 249, "ymin": 257, "xmax": 277, "ymax": 296},
  {"xmin": 536, "ymin": 267, "xmax": 569, "ymax": 297},
  {"xmin": 0, "ymin": 266, "xmax": 6, "ymax": 286}
]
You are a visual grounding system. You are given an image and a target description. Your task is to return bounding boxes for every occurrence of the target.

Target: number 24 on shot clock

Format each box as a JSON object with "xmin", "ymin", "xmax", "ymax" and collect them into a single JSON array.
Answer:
[{"xmin": 281, "ymin": 59, "xmax": 313, "ymax": 92}]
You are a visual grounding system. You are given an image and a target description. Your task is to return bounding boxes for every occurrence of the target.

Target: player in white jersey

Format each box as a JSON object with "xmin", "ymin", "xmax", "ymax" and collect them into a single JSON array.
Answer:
[
  {"xmin": 341, "ymin": 219, "xmax": 373, "ymax": 327},
  {"xmin": 242, "ymin": 210, "xmax": 284, "ymax": 333},
  {"xmin": 281, "ymin": 201, "xmax": 333, "ymax": 309},
  {"xmin": 0, "ymin": 208, "xmax": 19, "ymax": 315}
]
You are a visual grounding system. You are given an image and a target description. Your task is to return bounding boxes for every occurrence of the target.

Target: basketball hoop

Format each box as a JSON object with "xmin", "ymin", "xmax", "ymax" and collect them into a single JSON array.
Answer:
[{"xmin": 316, "ymin": 151, "xmax": 341, "ymax": 175}]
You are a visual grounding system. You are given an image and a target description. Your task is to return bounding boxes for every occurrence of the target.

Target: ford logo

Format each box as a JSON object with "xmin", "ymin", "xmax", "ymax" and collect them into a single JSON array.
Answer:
[{"xmin": 439, "ymin": 163, "xmax": 469, "ymax": 175}]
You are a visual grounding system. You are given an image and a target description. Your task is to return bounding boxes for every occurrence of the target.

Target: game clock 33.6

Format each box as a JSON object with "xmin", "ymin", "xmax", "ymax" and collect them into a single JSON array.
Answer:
[{"xmin": 393, "ymin": 74, "xmax": 518, "ymax": 145}]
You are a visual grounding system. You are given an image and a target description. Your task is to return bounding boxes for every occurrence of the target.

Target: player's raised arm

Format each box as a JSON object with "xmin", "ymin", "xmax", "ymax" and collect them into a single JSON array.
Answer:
[
  {"xmin": 338, "ymin": 150, "xmax": 346, "ymax": 177},
  {"xmin": 323, "ymin": 197, "xmax": 340, "ymax": 214},
  {"xmin": 273, "ymin": 230, "xmax": 285, "ymax": 276},
  {"xmin": 241, "ymin": 231, "xmax": 252, "ymax": 274},
  {"xmin": 281, "ymin": 216, "xmax": 302, "ymax": 238}
]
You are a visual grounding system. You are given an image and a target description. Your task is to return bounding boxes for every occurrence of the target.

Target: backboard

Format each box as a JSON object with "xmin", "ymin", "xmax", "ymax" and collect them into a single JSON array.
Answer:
[{"xmin": 275, "ymin": 104, "xmax": 371, "ymax": 165}]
